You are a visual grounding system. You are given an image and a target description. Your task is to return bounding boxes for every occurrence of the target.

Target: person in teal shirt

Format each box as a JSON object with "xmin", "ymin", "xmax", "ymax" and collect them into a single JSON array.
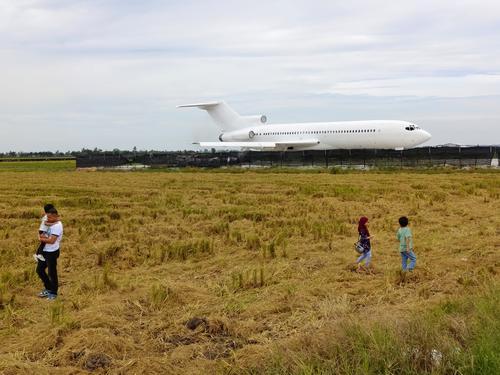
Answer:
[{"xmin": 396, "ymin": 216, "xmax": 416, "ymax": 271}]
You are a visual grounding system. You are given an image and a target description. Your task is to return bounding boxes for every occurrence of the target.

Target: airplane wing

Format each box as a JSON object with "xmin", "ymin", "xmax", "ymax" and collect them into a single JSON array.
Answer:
[
  {"xmin": 275, "ymin": 140, "xmax": 320, "ymax": 148},
  {"xmin": 197, "ymin": 140, "xmax": 319, "ymax": 151},
  {"xmin": 197, "ymin": 142, "xmax": 277, "ymax": 151}
]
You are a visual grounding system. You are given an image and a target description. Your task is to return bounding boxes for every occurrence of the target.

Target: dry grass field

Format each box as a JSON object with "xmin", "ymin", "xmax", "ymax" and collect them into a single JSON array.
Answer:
[{"xmin": 0, "ymin": 164, "xmax": 498, "ymax": 374}]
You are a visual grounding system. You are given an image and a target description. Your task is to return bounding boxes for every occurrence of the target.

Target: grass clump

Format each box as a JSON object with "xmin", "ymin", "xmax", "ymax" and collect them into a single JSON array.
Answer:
[
  {"xmin": 231, "ymin": 267, "xmax": 266, "ymax": 291},
  {"xmin": 49, "ymin": 301, "xmax": 65, "ymax": 325},
  {"xmin": 166, "ymin": 239, "xmax": 214, "ymax": 260},
  {"xmin": 93, "ymin": 265, "xmax": 118, "ymax": 291},
  {"xmin": 261, "ymin": 241, "xmax": 277, "ymax": 259},
  {"xmin": 149, "ymin": 284, "xmax": 173, "ymax": 310},
  {"xmin": 245, "ymin": 233, "xmax": 261, "ymax": 251}
]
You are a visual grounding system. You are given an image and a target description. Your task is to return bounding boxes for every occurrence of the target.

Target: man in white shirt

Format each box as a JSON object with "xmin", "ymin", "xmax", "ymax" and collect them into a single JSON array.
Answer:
[
  {"xmin": 34, "ymin": 203, "xmax": 57, "ymax": 262},
  {"xmin": 36, "ymin": 208, "xmax": 63, "ymax": 300}
]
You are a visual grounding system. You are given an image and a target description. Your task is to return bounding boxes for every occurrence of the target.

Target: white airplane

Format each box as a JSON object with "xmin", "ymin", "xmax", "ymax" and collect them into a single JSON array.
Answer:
[{"xmin": 178, "ymin": 101, "xmax": 431, "ymax": 151}]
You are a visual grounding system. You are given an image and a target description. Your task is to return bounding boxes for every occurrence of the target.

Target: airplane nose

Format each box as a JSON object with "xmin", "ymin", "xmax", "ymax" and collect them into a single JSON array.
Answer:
[{"xmin": 422, "ymin": 130, "xmax": 431, "ymax": 141}]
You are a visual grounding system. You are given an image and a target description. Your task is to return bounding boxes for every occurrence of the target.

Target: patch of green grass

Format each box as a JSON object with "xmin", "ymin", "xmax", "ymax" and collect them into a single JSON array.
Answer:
[
  {"xmin": 242, "ymin": 287, "xmax": 500, "ymax": 375},
  {"xmin": 0, "ymin": 159, "xmax": 75, "ymax": 171},
  {"xmin": 149, "ymin": 284, "xmax": 173, "ymax": 310}
]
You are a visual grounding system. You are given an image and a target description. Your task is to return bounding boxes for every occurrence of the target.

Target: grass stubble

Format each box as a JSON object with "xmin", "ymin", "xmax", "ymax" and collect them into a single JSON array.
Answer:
[{"xmin": 0, "ymin": 164, "xmax": 498, "ymax": 374}]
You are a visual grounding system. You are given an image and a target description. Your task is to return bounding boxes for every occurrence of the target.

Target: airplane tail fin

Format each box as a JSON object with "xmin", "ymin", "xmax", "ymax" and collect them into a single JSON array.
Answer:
[{"xmin": 178, "ymin": 101, "xmax": 267, "ymax": 131}]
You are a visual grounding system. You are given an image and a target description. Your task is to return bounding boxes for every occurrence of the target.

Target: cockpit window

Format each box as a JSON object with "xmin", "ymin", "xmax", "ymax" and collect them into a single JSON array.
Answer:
[{"xmin": 405, "ymin": 124, "xmax": 416, "ymax": 131}]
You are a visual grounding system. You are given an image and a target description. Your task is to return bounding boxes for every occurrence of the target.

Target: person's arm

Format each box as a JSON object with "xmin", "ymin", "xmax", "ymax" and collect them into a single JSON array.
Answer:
[
  {"xmin": 39, "ymin": 222, "xmax": 62, "ymax": 244},
  {"xmin": 361, "ymin": 230, "xmax": 373, "ymax": 240},
  {"xmin": 405, "ymin": 235, "xmax": 412, "ymax": 253},
  {"xmin": 39, "ymin": 234, "xmax": 58, "ymax": 244}
]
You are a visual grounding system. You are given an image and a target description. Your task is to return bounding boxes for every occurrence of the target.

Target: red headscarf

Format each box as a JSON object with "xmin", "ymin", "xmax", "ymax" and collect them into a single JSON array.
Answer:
[{"xmin": 358, "ymin": 216, "xmax": 370, "ymax": 236}]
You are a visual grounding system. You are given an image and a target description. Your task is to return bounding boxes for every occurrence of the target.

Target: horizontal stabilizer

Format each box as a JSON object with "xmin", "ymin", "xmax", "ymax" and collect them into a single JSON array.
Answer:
[{"xmin": 177, "ymin": 102, "xmax": 221, "ymax": 109}]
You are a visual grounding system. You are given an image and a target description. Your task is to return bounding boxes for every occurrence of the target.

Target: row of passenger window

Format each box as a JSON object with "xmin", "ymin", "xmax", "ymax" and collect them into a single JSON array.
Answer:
[{"xmin": 258, "ymin": 129, "xmax": 377, "ymax": 136}]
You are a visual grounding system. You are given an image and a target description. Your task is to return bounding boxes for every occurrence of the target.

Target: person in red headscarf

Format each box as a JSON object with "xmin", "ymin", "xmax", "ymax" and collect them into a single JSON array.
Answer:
[{"xmin": 356, "ymin": 216, "xmax": 373, "ymax": 270}]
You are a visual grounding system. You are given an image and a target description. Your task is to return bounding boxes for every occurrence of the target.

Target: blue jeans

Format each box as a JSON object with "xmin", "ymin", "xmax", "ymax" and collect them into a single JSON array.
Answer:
[
  {"xmin": 400, "ymin": 251, "xmax": 416, "ymax": 271},
  {"xmin": 357, "ymin": 250, "xmax": 371, "ymax": 266}
]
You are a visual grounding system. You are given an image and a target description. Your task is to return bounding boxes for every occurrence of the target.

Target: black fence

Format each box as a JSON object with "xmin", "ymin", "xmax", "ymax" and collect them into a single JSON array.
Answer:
[{"xmin": 76, "ymin": 146, "xmax": 499, "ymax": 169}]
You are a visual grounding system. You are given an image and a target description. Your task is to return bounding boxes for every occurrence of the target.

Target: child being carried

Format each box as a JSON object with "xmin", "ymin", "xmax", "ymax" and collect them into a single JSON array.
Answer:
[{"xmin": 33, "ymin": 204, "xmax": 59, "ymax": 262}]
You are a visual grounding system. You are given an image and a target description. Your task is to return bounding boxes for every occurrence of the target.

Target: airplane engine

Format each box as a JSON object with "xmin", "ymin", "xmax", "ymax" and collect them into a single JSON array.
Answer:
[
  {"xmin": 241, "ymin": 115, "xmax": 267, "ymax": 125},
  {"xmin": 222, "ymin": 128, "xmax": 255, "ymax": 141}
]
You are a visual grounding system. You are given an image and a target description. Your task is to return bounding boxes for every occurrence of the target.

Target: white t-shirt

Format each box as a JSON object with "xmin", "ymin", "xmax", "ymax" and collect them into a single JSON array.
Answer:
[
  {"xmin": 44, "ymin": 221, "xmax": 63, "ymax": 252},
  {"xmin": 39, "ymin": 215, "xmax": 49, "ymax": 233}
]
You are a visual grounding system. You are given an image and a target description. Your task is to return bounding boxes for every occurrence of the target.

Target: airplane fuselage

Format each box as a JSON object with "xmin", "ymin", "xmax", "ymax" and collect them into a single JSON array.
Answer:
[{"xmin": 220, "ymin": 120, "xmax": 431, "ymax": 150}]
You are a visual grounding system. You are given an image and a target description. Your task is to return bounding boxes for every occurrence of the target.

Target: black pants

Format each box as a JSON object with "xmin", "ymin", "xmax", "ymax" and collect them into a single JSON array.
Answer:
[
  {"xmin": 36, "ymin": 249, "xmax": 60, "ymax": 294},
  {"xmin": 36, "ymin": 241, "xmax": 45, "ymax": 255},
  {"xmin": 36, "ymin": 230, "xmax": 46, "ymax": 255}
]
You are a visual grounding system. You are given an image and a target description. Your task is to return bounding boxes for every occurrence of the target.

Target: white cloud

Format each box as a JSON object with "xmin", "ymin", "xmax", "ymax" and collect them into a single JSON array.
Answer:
[{"xmin": 327, "ymin": 74, "xmax": 500, "ymax": 98}]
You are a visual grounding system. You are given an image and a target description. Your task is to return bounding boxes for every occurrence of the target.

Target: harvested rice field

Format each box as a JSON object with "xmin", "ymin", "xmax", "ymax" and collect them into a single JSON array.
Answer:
[{"xmin": 0, "ymin": 166, "xmax": 498, "ymax": 374}]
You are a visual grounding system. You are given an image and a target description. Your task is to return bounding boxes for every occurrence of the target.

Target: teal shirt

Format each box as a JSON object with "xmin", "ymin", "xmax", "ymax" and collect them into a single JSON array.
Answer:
[{"xmin": 397, "ymin": 227, "xmax": 413, "ymax": 252}]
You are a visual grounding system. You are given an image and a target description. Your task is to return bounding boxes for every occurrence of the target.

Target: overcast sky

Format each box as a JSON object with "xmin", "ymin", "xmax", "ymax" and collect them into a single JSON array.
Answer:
[{"xmin": 0, "ymin": 0, "xmax": 499, "ymax": 152}]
